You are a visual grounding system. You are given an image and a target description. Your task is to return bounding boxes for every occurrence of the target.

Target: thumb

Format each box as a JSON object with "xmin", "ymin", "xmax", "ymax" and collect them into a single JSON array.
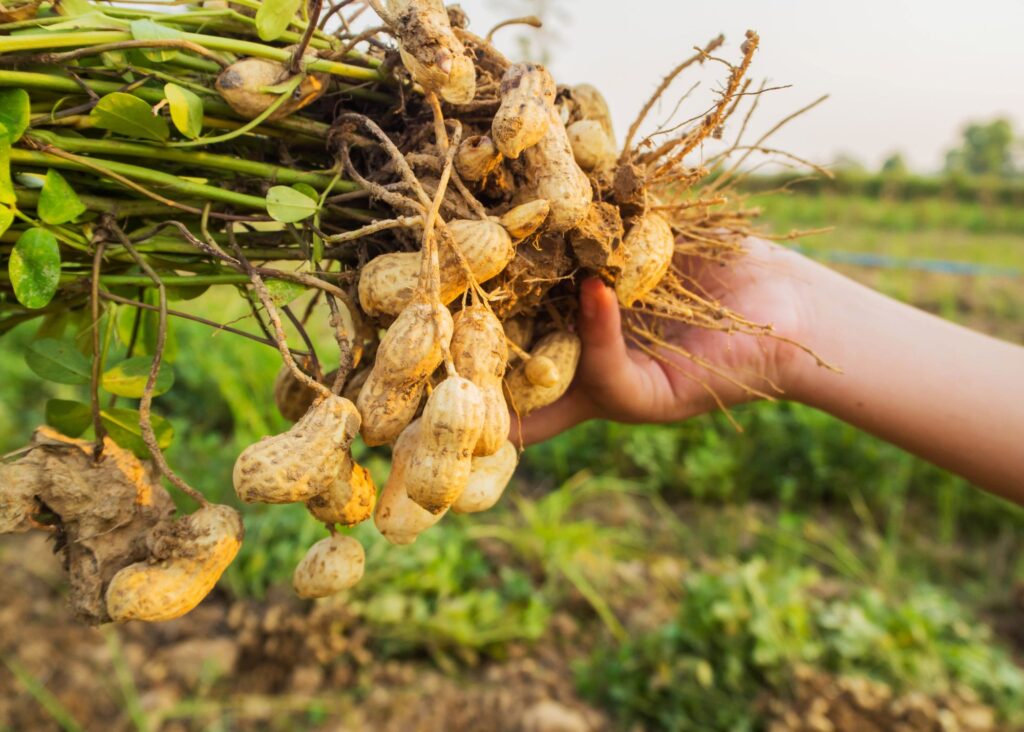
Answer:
[{"xmin": 578, "ymin": 277, "xmax": 630, "ymax": 374}]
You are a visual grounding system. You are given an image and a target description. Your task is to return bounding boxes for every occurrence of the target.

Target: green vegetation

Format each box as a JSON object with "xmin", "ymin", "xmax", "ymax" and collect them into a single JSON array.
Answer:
[{"xmin": 1, "ymin": 186, "xmax": 1022, "ymax": 729}]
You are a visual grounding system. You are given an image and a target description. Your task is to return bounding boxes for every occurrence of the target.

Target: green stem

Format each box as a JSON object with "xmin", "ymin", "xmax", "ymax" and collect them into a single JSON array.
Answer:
[
  {"xmin": 0, "ymin": 271, "xmax": 253, "ymax": 286},
  {"xmin": 26, "ymin": 130, "xmax": 358, "ymax": 193},
  {"xmin": 10, "ymin": 148, "xmax": 269, "ymax": 211},
  {"xmin": 0, "ymin": 70, "xmax": 333, "ymax": 137},
  {"xmin": 15, "ymin": 188, "xmax": 189, "ymax": 217},
  {"xmin": 0, "ymin": 31, "xmax": 385, "ymax": 83}
]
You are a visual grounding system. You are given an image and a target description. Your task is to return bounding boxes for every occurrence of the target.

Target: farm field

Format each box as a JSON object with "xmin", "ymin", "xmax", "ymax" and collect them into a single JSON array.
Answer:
[{"xmin": 1, "ymin": 190, "xmax": 1022, "ymax": 731}]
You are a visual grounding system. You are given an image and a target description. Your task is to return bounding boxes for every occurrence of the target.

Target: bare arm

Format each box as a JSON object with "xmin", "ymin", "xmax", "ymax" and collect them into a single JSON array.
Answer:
[{"xmin": 516, "ymin": 238, "xmax": 1024, "ymax": 503}]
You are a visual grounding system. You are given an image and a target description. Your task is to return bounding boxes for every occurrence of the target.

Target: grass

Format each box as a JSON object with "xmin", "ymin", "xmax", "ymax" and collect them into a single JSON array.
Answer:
[{"xmin": 0, "ymin": 189, "xmax": 1022, "ymax": 730}]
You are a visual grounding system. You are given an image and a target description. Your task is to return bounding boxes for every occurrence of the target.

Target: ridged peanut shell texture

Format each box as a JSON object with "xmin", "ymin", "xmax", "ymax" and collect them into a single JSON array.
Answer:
[
  {"xmin": 293, "ymin": 534, "xmax": 365, "ymax": 599},
  {"xmin": 105, "ymin": 504, "xmax": 243, "ymax": 623},
  {"xmin": 216, "ymin": 57, "xmax": 327, "ymax": 121},
  {"xmin": 452, "ymin": 441, "xmax": 518, "ymax": 514},
  {"xmin": 506, "ymin": 331, "xmax": 582, "ymax": 416},
  {"xmin": 374, "ymin": 420, "xmax": 446, "ymax": 544},
  {"xmin": 518, "ymin": 109, "xmax": 593, "ymax": 233},
  {"xmin": 492, "ymin": 63, "xmax": 556, "ymax": 158},
  {"xmin": 388, "ymin": 0, "xmax": 476, "ymax": 104},
  {"xmin": 404, "ymin": 376, "xmax": 486, "ymax": 514},
  {"xmin": 357, "ymin": 299, "xmax": 454, "ymax": 446},
  {"xmin": 306, "ymin": 458, "xmax": 377, "ymax": 527},
  {"xmin": 451, "ymin": 306, "xmax": 509, "ymax": 456},
  {"xmin": 233, "ymin": 394, "xmax": 361, "ymax": 504},
  {"xmin": 612, "ymin": 212, "xmax": 676, "ymax": 307},
  {"xmin": 358, "ymin": 219, "xmax": 515, "ymax": 317},
  {"xmin": 567, "ymin": 119, "xmax": 617, "ymax": 172}
]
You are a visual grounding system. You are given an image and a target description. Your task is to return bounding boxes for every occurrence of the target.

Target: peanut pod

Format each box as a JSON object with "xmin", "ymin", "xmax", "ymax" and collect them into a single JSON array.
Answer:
[
  {"xmin": 357, "ymin": 297, "xmax": 454, "ymax": 446},
  {"xmin": 386, "ymin": 0, "xmax": 476, "ymax": 104},
  {"xmin": 404, "ymin": 375, "xmax": 486, "ymax": 513},
  {"xmin": 216, "ymin": 57, "xmax": 328, "ymax": 121},
  {"xmin": 505, "ymin": 331, "xmax": 581, "ymax": 416},
  {"xmin": 105, "ymin": 504, "xmax": 243, "ymax": 623},
  {"xmin": 567, "ymin": 119, "xmax": 617, "ymax": 173},
  {"xmin": 306, "ymin": 457, "xmax": 377, "ymax": 527},
  {"xmin": 491, "ymin": 63, "xmax": 556, "ymax": 159},
  {"xmin": 611, "ymin": 212, "xmax": 675, "ymax": 307},
  {"xmin": 451, "ymin": 441, "xmax": 518, "ymax": 514},
  {"xmin": 292, "ymin": 534, "xmax": 365, "ymax": 599},
  {"xmin": 498, "ymin": 199, "xmax": 550, "ymax": 241},
  {"xmin": 451, "ymin": 305, "xmax": 509, "ymax": 456},
  {"xmin": 374, "ymin": 420, "xmax": 446, "ymax": 544},
  {"xmin": 233, "ymin": 394, "xmax": 361, "ymax": 504},
  {"xmin": 517, "ymin": 107, "xmax": 593, "ymax": 233}
]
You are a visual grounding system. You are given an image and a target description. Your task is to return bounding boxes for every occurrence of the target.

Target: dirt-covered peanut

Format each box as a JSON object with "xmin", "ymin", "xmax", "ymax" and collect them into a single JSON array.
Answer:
[
  {"xmin": 404, "ymin": 376, "xmax": 486, "ymax": 513},
  {"xmin": 492, "ymin": 63, "xmax": 557, "ymax": 159},
  {"xmin": 233, "ymin": 394, "xmax": 361, "ymax": 504},
  {"xmin": 105, "ymin": 504, "xmax": 243, "ymax": 623},
  {"xmin": 451, "ymin": 441, "xmax": 518, "ymax": 514},
  {"xmin": 306, "ymin": 457, "xmax": 376, "ymax": 526},
  {"xmin": 374, "ymin": 420, "xmax": 446, "ymax": 544},
  {"xmin": 499, "ymin": 199, "xmax": 550, "ymax": 240},
  {"xmin": 524, "ymin": 355, "xmax": 559, "ymax": 388},
  {"xmin": 357, "ymin": 298, "xmax": 454, "ymax": 446},
  {"xmin": 517, "ymin": 108, "xmax": 593, "ymax": 233},
  {"xmin": 455, "ymin": 135, "xmax": 502, "ymax": 182},
  {"xmin": 567, "ymin": 119, "xmax": 617, "ymax": 172},
  {"xmin": 386, "ymin": 0, "xmax": 476, "ymax": 104},
  {"xmin": 452, "ymin": 306, "xmax": 509, "ymax": 456},
  {"xmin": 611, "ymin": 212, "xmax": 676, "ymax": 307},
  {"xmin": 0, "ymin": 0, "xmax": 41, "ymax": 22},
  {"xmin": 215, "ymin": 57, "xmax": 328, "ymax": 121},
  {"xmin": 358, "ymin": 219, "xmax": 515, "ymax": 317},
  {"xmin": 505, "ymin": 331, "xmax": 581, "ymax": 416},
  {"xmin": 292, "ymin": 534, "xmax": 365, "ymax": 599}
]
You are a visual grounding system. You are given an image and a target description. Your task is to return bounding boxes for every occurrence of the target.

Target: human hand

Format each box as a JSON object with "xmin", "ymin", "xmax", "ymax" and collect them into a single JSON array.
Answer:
[{"xmin": 513, "ymin": 237, "xmax": 823, "ymax": 444}]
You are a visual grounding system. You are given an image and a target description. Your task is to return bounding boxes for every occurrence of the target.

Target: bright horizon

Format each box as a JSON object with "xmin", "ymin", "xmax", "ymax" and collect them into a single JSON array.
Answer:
[{"xmin": 465, "ymin": 0, "xmax": 1024, "ymax": 174}]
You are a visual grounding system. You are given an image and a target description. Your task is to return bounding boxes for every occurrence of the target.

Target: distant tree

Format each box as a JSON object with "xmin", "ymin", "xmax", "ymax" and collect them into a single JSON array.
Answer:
[
  {"xmin": 880, "ymin": 153, "xmax": 908, "ymax": 176},
  {"xmin": 944, "ymin": 118, "xmax": 1017, "ymax": 178},
  {"xmin": 831, "ymin": 153, "xmax": 866, "ymax": 174}
]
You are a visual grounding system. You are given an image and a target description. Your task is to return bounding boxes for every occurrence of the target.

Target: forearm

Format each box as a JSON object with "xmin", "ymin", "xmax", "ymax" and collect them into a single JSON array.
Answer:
[{"xmin": 788, "ymin": 258, "xmax": 1024, "ymax": 501}]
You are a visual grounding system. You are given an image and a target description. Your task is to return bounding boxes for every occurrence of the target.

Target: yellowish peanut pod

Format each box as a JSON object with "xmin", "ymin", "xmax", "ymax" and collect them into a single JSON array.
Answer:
[
  {"xmin": 374, "ymin": 420, "xmax": 446, "ymax": 544},
  {"xmin": 612, "ymin": 212, "xmax": 676, "ymax": 307},
  {"xmin": 358, "ymin": 219, "xmax": 515, "ymax": 317},
  {"xmin": 386, "ymin": 0, "xmax": 476, "ymax": 104},
  {"xmin": 455, "ymin": 135, "xmax": 502, "ymax": 183},
  {"xmin": 451, "ymin": 306, "xmax": 509, "ymax": 457},
  {"xmin": 498, "ymin": 199, "xmax": 550, "ymax": 241},
  {"xmin": 233, "ymin": 394, "xmax": 361, "ymax": 504},
  {"xmin": 292, "ymin": 534, "xmax": 365, "ymax": 599},
  {"xmin": 491, "ymin": 63, "xmax": 556, "ymax": 159},
  {"xmin": 567, "ymin": 119, "xmax": 617, "ymax": 172},
  {"xmin": 215, "ymin": 57, "xmax": 328, "ymax": 121},
  {"xmin": 357, "ymin": 298, "xmax": 454, "ymax": 446},
  {"xmin": 524, "ymin": 355, "xmax": 559, "ymax": 388},
  {"xmin": 518, "ymin": 110, "xmax": 593, "ymax": 233},
  {"xmin": 451, "ymin": 441, "xmax": 518, "ymax": 514},
  {"xmin": 306, "ymin": 458, "xmax": 377, "ymax": 526},
  {"xmin": 404, "ymin": 376, "xmax": 486, "ymax": 514},
  {"xmin": 505, "ymin": 331, "xmax": 581, "ymax": 416},
  {"xmin": 105, "ymin": 504, "xmax": 243, "ymax": 623},
  {"xmin": 572, "ymin": 83, "xmax": 614, "ymax": 138}
]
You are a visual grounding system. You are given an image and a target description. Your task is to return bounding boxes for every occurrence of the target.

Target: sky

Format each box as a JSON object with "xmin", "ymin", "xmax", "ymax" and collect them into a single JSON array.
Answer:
[{"xmin": 459, "ymin": 0, "xmax": 1024, "ymax": 173}]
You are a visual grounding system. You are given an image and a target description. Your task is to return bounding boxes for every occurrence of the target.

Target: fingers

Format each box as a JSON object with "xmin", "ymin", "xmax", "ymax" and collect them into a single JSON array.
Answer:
[{"xmin": 510, "ymin": 387, "xmax": 595, "ymax": 446}]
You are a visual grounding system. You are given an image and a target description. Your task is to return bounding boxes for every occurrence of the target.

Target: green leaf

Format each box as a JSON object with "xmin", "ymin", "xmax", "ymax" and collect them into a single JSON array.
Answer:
[
  {"xmin": 164, "ymin": 83, "xmax": 203, "ymax": 140},
  {"xmin": 255, "ymin": 0, "xmax": 302, "ymax": 41},
  {"xmin": 0, "ymin": 123, "xmax": 14, "ymax": 206},
  {"xmin": 55, "ymin": 0, "xmax": 93, "ymax": 17},
  {"xmin": 38, "ymin": 169, "xmax": 86, "ymax": 225},
  {"xmin": 266, "ymin": 185, "xmax": 318, "ymax": 223},
  {"xmin": 102, "ymin": 356, "xmax": 174, "ymax": 398},
  {"xmin": 9, "ymin": 228, "xmax": 61, "ymax": 309},
  {"xmin": 45, "ymin": 399, "xmax": 92, "ymax": 438},
  {"xmin": 265, "ymin": 279, "xmax": 306, "ymax": 306},
  {"xmin": 90, "ymin": 92, "xmax": 169, "ymax": 142},
  {"xmin": 100, "ymin": 406, "xmax": 174, "ymax": 458},
  {"xmin": 25, "ymin": 337, "xmax": 91, "ymax": 384},
  {"xmin": 0, "ymin": 206, "xmax": 13, "ymax": 238},
  {"xmin": 0, "ymin": 89, "xmax": 30, "ymax": 143},
  {"xmin": 130, "ymin": 19, "xmax": 183, "ymax": 63},
  {"xmin": 292, "ymin": 182, "xmax": 319, "ymax": 201}
]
